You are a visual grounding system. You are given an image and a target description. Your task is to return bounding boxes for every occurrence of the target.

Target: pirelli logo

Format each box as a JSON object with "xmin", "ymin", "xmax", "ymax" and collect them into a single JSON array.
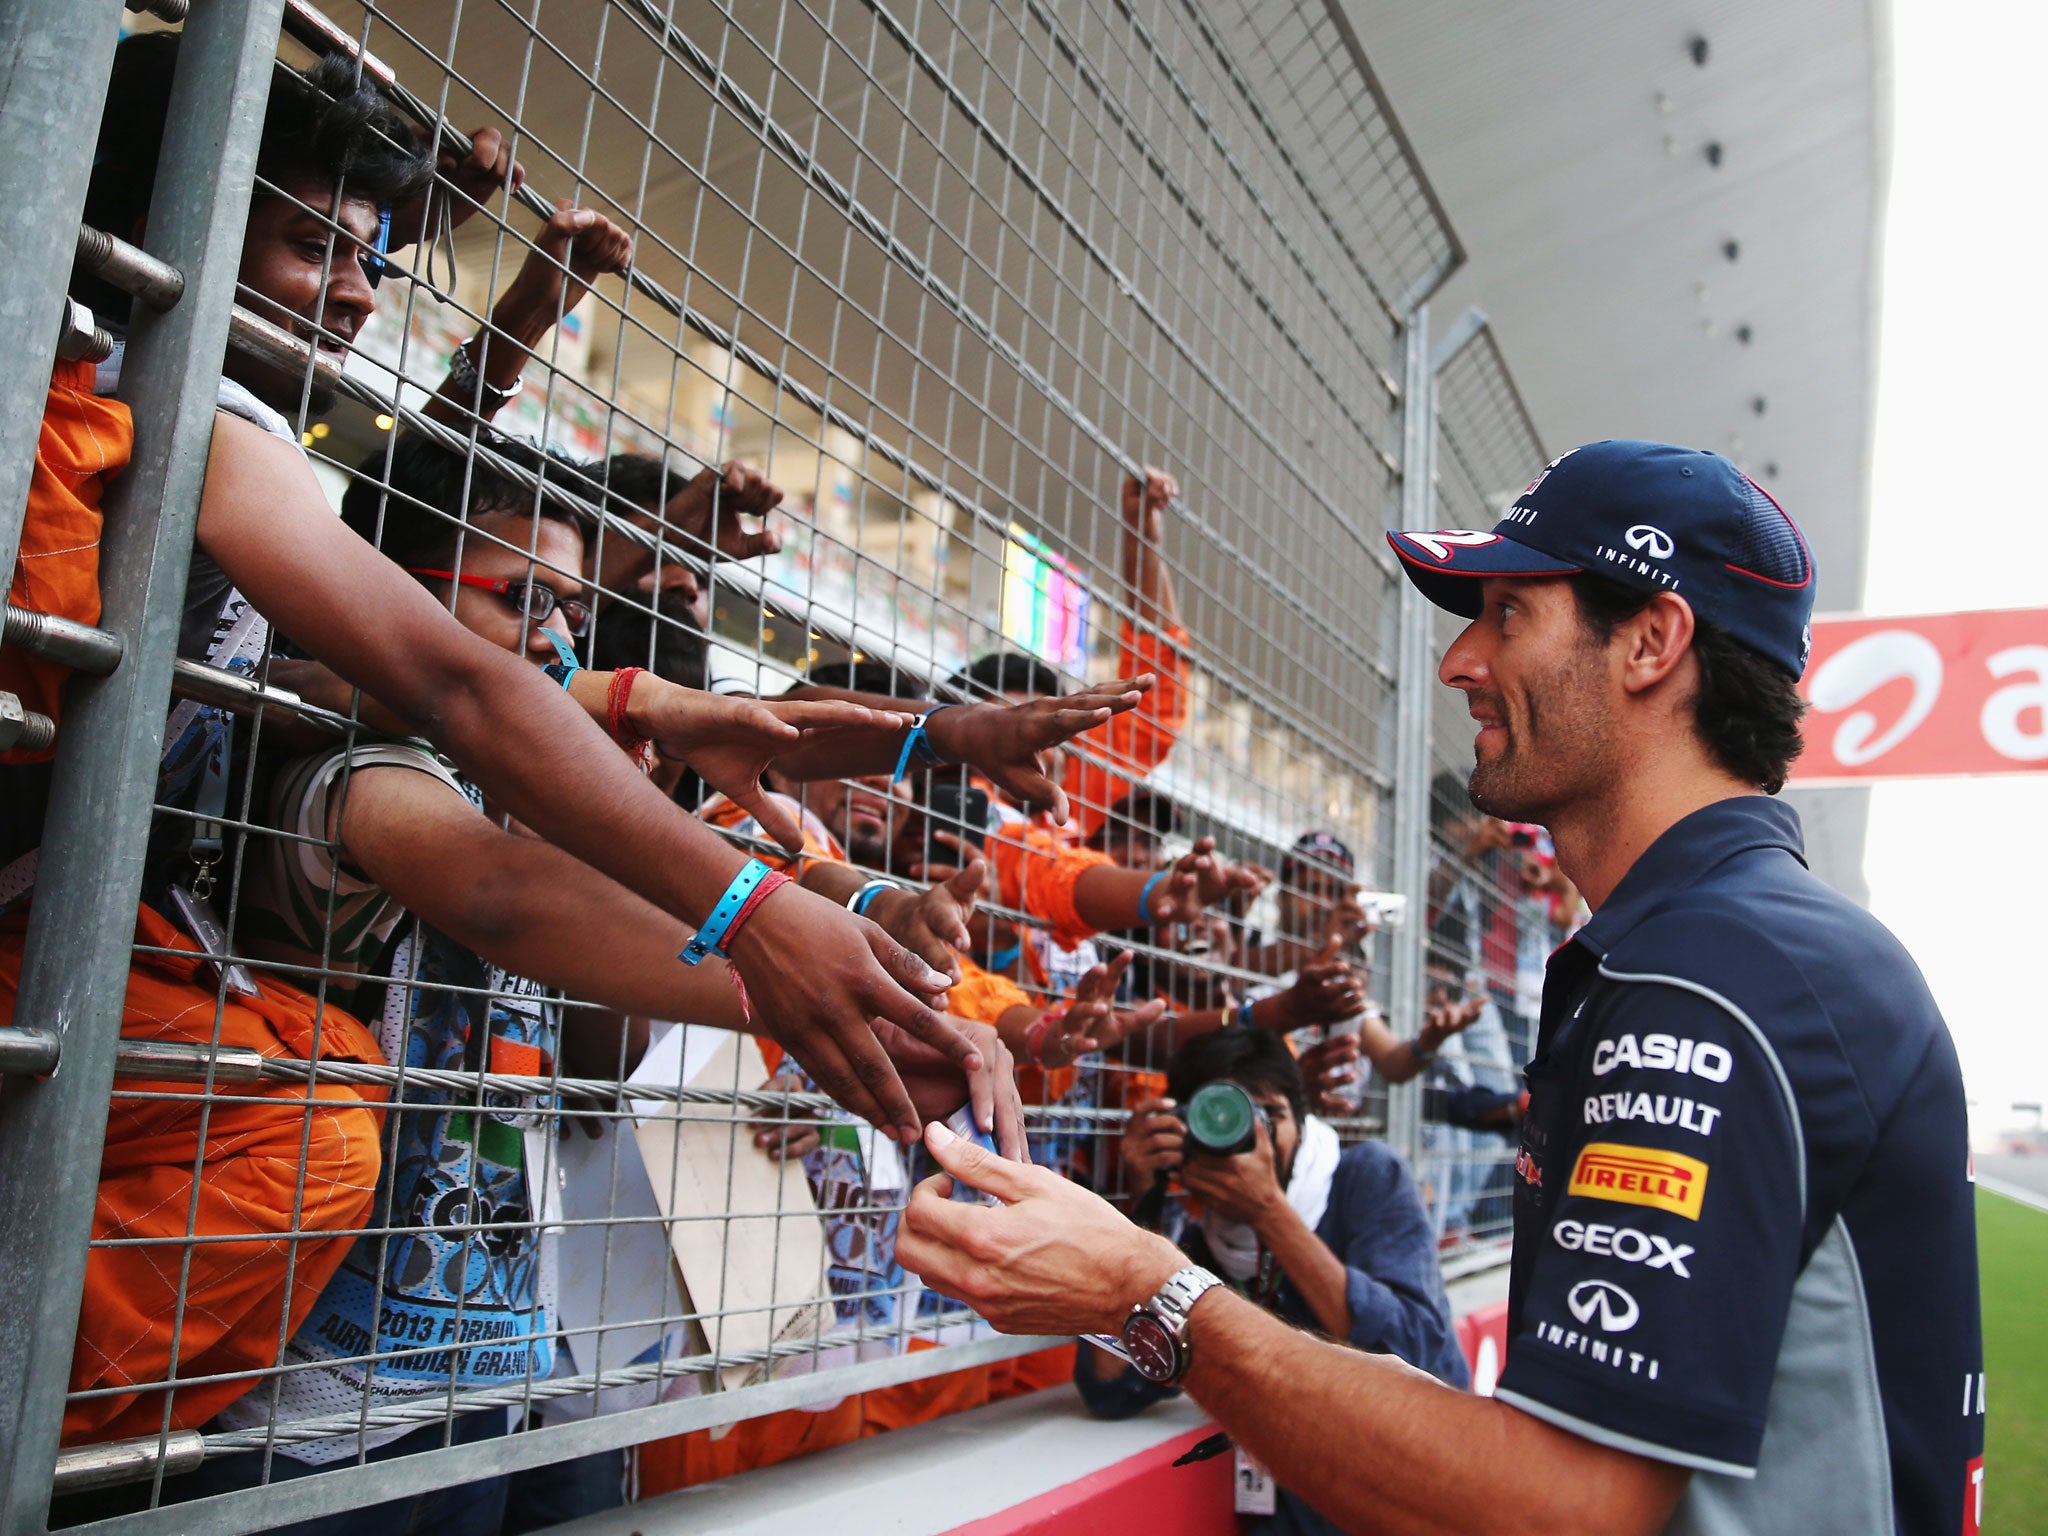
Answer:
[{"xmin": 1567, "ymin": 1142, "xmax": 1709, "ymax": 1221}]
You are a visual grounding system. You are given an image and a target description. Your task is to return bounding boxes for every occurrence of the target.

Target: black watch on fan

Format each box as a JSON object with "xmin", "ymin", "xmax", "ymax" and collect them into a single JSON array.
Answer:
[{"xmin": 1117, "ymin": 1264, "xmax": 1224, "ymax": 1384}]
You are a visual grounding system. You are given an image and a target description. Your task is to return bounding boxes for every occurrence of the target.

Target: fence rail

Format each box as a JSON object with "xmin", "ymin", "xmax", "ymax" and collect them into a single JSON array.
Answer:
[{"xmin": 0, "ymin": 4, "xmax": 1553, "ymax": 1532}]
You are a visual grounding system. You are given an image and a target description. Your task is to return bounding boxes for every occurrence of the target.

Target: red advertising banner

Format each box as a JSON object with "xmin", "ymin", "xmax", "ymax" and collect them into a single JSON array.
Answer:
[{"xmin": 1791, "ymin": 608, "xmax": 2048, "ymax": 783}]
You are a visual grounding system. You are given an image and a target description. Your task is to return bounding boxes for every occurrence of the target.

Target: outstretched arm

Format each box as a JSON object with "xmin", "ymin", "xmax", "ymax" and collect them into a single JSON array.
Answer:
[
  {"xmin": 1120, "ymin": 467, "xmax": 1182, "ymax": 631},
  {"xmin": 333, "ymin": 764, "xmax": 1023, "ymax": 1148},
  {"xmin": 765, "ymin": 682, "xmax": 1155, "ymax": 826},
  {"xmin": 895, "ymin": 1127, "xmax": 1689, "ymax": 1536},
  {"xmin": 201, "ymin": 412, "xmax": 976, "ymax": 1142}
]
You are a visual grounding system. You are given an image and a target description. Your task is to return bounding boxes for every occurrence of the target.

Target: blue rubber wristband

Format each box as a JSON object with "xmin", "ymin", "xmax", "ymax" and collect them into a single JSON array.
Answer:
[
  {"xmin": 681, "ymin": 859, "xmax": 772, "ymax": 966},
  {"xmin": 539, "ymin": 626, "xmax": 581, "ymax": 688},
  {"xmin": 1137, "ymin": 868, "xmax": 1169, "ymax": 923},
  {"xmin": 892, "ymin": 703, "xmax": 959, "ymax": 781},
  {"xmin": 1235, "ymin": 999, "xmax": 1257, "ymax": 1031},
  {"xmin": 985, "ymin": 941, "xmax": 1023, "ymax": 973},
  {"xmin": 852, "ymin": 880, "xmax": 896, "ymax": 917}
]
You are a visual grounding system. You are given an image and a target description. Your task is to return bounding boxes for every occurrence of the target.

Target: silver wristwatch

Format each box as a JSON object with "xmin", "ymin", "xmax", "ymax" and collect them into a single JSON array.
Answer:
[
  {"xmin": 449, "ymin": 338, "xmax": 524, "ymax": 412},
  {"xmin": 1120, "ymin": 1265, "xmax": 1224, "ymax": 1385}
]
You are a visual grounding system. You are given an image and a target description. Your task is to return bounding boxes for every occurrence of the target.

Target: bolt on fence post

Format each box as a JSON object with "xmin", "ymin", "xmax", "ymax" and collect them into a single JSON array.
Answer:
[
  {"xmin": 0, "ymin": 3, "xmax": 290, "ymax": 1531},
  {"xmin": 1386, "ymin": 303, "xmax": 1436, "ymax": 1170},
  {"xmin": 0, "ymin": 3, "xmax": 123, "ymax": 583}
]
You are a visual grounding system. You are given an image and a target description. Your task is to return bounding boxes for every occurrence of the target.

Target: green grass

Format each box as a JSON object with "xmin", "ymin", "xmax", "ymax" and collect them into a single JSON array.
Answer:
[{"xmin": 1980, "ymin": 1186, "xmax": 2048, "ymax": 1531}]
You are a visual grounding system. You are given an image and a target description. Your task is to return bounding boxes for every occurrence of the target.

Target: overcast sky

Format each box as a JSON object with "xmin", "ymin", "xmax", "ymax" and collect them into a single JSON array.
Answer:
[{"xmin": 1860, "ymin": 0, "xmax": 2048, "ymax": 1138}]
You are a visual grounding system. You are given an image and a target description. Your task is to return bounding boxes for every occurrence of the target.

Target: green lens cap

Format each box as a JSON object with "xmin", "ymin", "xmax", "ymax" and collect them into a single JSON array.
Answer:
[{"xmin": 1186, "ymin": 1081, "xmax": 1256, "ymax": 1152}]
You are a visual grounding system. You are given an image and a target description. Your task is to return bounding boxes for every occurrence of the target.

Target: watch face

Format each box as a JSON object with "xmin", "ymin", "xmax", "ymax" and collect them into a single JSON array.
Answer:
[{"xmin": 1122, "ymin": 1313, "xmax": 1179, "ymax": 1383}]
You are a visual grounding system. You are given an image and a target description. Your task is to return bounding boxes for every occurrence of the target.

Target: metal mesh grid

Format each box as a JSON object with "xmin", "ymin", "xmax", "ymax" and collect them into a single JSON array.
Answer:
[
  {"xmin": 1419, "ymin": 322, "xmax": 1563, "ymax": 1256},
  {"xmin": 0, "ymin": 4, "xmax": 1549, "ymax": 1531}
]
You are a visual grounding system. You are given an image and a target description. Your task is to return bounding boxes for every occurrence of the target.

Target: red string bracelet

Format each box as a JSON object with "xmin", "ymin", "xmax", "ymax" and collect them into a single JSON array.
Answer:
[
  {"xmin": 606, "ymin": 667, "xmax": 647, "ymax": 774},
  {"xmin": 1024, "ymin": 1006, "xmax": 1067, "ymax": 1065},
  {"xmin": 723, "ymin": 867, "xmax": 791, "ymax": 951}
]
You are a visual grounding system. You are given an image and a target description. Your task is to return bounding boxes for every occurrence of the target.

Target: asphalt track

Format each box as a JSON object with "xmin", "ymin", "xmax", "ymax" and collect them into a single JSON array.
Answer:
[{"xmin": 1976, "ymin": 1152, "xmax": 2048, "ymax": 1209}]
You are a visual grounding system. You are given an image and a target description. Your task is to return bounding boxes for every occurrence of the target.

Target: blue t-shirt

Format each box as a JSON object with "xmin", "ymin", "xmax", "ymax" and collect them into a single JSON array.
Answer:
[{"xmin": 1498, "ymin": 797, "xmax": 1983, "ymax": 1535}]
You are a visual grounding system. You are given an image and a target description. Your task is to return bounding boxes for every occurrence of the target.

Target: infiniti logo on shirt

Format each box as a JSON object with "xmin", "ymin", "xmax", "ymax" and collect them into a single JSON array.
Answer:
[
  {"xmin": 1567, "ymin": 1278, "xmax": 1640, "ymax": 1333},
  {"xmin": 1625, "ymin": 524, "xmax": 1675, "ymax": 560}
]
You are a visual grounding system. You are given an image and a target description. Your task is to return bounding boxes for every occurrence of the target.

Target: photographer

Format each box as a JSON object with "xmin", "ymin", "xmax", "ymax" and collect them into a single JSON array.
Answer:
[{"xmin": 1078, "ymin": 1031, "xmax": 1465, "ymax": 1534}]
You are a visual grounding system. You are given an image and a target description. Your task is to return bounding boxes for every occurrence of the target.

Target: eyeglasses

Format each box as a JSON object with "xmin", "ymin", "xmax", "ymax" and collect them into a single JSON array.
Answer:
[{"xmin": 404, "ymin": 569, "xmax": 591, "ymax": 637}]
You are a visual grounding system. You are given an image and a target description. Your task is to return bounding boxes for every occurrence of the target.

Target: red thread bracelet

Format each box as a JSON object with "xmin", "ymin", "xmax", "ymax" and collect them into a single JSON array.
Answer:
[
  {"xmin": 722, "ymin": 867, "xmax": 791, "ymax": 952},
  {"xmin": 607, "ymin": 667, "xmax": 647, "ymax": 751},
  {"xmin": 1025, "ymin": 1006, "xmax": 1067, "ymax": 1065}
]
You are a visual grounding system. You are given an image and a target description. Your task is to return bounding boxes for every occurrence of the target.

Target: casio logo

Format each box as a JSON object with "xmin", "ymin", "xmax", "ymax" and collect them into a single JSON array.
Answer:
[
  {"xmin": 1591, "ymin": 1033, "xmax": 1732, "ymax": 1084},
  {"xmin": 1625, "ymin": 524, "xmax": 1675, "ymax": 560},
  {"xmin": 1567, "ymin": 1278, "xmax": 1640, "ymax": 1333},
  {"xmin": 1552, "ymin": 1218, "xmax": 1694, "ymax": 1277}
]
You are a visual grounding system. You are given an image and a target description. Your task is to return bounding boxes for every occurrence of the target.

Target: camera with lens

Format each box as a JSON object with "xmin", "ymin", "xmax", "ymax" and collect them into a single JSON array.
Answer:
[{"xmin": 1175, "ymin": 1080, "xmax": 1269, "ymax": 1157}]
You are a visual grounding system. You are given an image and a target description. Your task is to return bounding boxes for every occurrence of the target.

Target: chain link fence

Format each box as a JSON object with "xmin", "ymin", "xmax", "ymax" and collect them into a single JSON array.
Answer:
[
  {"xmin": 0, "ymin": 3, "xmax": 1547, "ymax": 1531},
  {"xmin": 1425, "ymin": 317, "xmax": 1558, "ymax": 1259}
]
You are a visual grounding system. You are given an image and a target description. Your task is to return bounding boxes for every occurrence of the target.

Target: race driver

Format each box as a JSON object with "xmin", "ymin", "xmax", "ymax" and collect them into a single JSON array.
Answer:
[{"xmin": 895, "ymin": 439, "xmax": 1985, "ymax": 1536}]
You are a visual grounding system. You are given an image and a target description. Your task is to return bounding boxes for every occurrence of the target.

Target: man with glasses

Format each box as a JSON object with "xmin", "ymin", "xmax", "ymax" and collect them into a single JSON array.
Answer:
[{"xmin": 108, "ymin": 430, "xmax": 1025, "ymax": 1533}]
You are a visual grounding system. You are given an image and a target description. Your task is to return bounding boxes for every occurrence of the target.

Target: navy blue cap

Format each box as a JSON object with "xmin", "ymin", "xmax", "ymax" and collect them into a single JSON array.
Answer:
[{"xmin": 1388, "ymin": 440, "xmax": 1816, "ymax": 677}]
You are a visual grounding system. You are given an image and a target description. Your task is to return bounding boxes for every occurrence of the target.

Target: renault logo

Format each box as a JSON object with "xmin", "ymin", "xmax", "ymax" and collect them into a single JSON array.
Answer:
[
  {"xmin": 1566, "ymin": 1278, "xmax": 1640, "ymax": 1333},
  {"xmin": 1624, "ymin": 525, "xmax": 1675, "ymax": 560}
]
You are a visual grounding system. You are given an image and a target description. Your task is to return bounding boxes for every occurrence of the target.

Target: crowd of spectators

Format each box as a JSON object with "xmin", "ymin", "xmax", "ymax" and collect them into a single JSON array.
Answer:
[{"xmin": 0, "ymin": 35, "xmax": 1578, "ymax": 1531}]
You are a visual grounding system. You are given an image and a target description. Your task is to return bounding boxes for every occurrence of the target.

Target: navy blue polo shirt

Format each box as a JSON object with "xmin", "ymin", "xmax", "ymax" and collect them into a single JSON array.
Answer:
[{"xmin": 1497, "ymin": 797, "xmax": 1984, "ymax": 1536}]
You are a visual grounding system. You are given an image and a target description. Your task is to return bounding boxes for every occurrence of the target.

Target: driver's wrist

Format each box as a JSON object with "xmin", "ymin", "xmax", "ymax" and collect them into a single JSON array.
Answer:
[{"xmin": 1107, "ymin": 1232, "xmax": 1186, "ymax": 1331}]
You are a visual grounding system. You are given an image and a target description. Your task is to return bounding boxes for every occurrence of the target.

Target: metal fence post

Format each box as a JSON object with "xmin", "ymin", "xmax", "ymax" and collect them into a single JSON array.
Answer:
[
  {"xmin": 0, "ymin": 4, "xmax": 289, "ymax": 1530},
  {"xmin": 0, "ymin": 3, "xmax": 124, "ymax": 579},
  {"xmin": 1386, "ymin": 304, "xmax": 1436, "ymax": 1167}
]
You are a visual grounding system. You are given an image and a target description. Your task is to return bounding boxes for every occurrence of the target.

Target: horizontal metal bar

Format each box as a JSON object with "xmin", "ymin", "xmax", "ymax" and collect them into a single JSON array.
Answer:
[
  {"xmin": 125, "ymin": 0, "xmax": 191, "ymax": 25},
  {"xmin": 0, "ymin": 691, "xmax": 55, "ymax": 754},
  {"xmin": 50, "ymin": 1430, "xmax": 206, "ymax": 1496},
  {"xmin": 3, "ymin": 603, "xmax": 123, "ymax": 676},
  {"xmin": 1429, "ymin": 306, "xmax": 1490, "ymax": 378},
  {"xmin": 169, "ymin": 657, "xmax": 348, "ymax": 737},
  {"xmin": 225, "ymin": 303, "xmax": 342, "ymax": 401},
  {"xmin": 278, "ymin": 0, "xmax": 392, "ymax": 85},
  {"xmin": 0, "ymin": 1027, "xmax": 59, "ymax": 1076},
  {"xmin": 74, "ymin": 225, "xmax": 185, "ymax": 314},
  {"xmin": 112, "ymin": 1040, "xmax": 267, "ymax": 1085},
  {"xmin": 64, "ymin": 1330, "xmax": 1062, "ymax": 1534},
  {"xmin": 55, "ymin": 297, "xmax": 113, "ymax": 365}
]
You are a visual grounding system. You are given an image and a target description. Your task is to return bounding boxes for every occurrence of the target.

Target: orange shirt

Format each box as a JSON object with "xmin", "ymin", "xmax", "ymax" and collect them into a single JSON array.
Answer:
[
  {"xmin": 1060, "ymin": 618, "xmax": 1190, "ymax": 837},
  {"xmin": 698, "ymin": 791, "xmax": 846, "ymax": 873},
  {"xmin": 3, "ymin": 360, "xmax": 133, "ymax": 763},
  {"xmin": 946, "ymin": 954, "xmax": 1033, "ymax": 1025},
  {"xmin": 985, "ymin": 803, "xmax": 1112, "ymax": 952}
]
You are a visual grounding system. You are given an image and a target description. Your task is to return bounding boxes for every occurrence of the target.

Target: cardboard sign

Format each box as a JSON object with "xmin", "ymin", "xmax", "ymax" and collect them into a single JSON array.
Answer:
[{"xmin": 1792, "ymin": 608, "xmax": 2048, "ymax": 782}]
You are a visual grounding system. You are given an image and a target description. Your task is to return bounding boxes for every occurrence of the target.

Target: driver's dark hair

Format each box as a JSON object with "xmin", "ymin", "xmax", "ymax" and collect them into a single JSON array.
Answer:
[
  {"xmin": 1166, "ymin": 1027, "xmax": 1306, "ymax": 1132},
  {"xmin": 1568, "ymin": 572, "xmax": 1807, "ymax": 794},
  {"xmin": 76, "ymin": 35, "xmax": 433, "ymax": 319}
]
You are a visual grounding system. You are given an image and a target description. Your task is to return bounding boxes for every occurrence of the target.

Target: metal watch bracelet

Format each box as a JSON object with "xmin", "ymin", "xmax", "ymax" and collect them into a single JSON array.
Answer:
[{"xmin": 1121, "ymin": 1264, "xmax": 1225, "ymax": 1384}]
